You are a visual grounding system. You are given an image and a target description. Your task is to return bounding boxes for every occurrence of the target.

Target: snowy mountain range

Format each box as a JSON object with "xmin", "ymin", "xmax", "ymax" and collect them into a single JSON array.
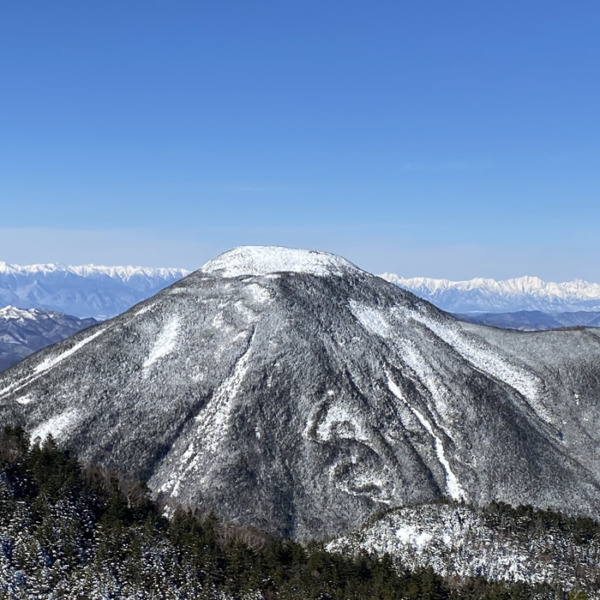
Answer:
[
  {"xmin": 381, "ymin": 273, "xmax": 600, "ymax": 313},
  {"xmin": 3, "ymin": 260, "xmax": 600, "ymax": 328},
  {"xmin": 0, "ymin": 306, "xmax": 97, "ymax": 372},
  {"xmin": 0, "ymin": 262, "xmax": 188, "ymax": 319},
  {"xmin": 1, "ymin": 246, "xmax": 600, "ymax": 553}
]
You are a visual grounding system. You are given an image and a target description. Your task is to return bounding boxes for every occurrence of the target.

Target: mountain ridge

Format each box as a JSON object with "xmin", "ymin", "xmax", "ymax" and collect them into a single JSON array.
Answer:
[
  {"xmin": 0, "ymin": 306, "xmax": 97, "ymax": 372},
  {"xmin": 0, "ymin": 262, "xmax": 189, "ymax": 319},
  {"xmin": 381, "ymin": 273, "xmax": 600, "ymax": 313},
  {"xmin": 1, "ymin": 246, "xmax": 600, "ymax": 543}
]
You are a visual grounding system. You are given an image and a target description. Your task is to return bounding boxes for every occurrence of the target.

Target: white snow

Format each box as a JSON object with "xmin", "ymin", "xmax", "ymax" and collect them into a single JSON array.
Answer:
[
  {"xmin": 0, "ymin": 262, "xmax": 188, "ymax": 319},
  {"xmin": 328, "ymin": 503, "xmax": 594, "ymax": 593},
  {"xmin": 161, "ymin": 329, "xmax": 256, "ymax": 497},
  {"xmin": 349, "ymin": 301, "xmax": 393, "ymax": 337},
  {"xmin": 31, "ymin": 409, "xmax": 79, "ymax": 443},
  {"xmin": 380, "ymin": 273, "xmax": 600, "ymax": 312},
  {"xmin": 0, "ymin": 261, "xmax": 188, "ymax": 280},
  {"xmin": 201, "ymin": 246, "xmax": 362, "ymax": 278},
  {"xmin": 395, "ymin": 524, "xmax": 433, "ymax": 549},
  {"xmin": 314, "ymin": 404, "xmax": 370, "ymax": 443},
  {"xmin": 0, "ymin": 325, "xmax": 108, "ymax": 399},
  {"xmin": 409, "ymin": 313, "xmax": 551, "ymax": 421},
  {"xmin": 143, "ymin": 316, "xmax": 180, "ymax": 370},
  {"xmin": 134, "ymin": 303, "xmax": 155, "ymax": 316},
  {"xmin": 387, "ymin": 374, "xmax": 466, "ymax": 501},
  {"xmin": 245, "ymin": 283, "xmax": 272, "ymax": 303},
  {"xmin": 0, "ymin": 305, "xmax": 42, "ymax": 321},
  {"xmin": 15, "ymin": 394, "xmax": 34, "ymax": 405},
  {"xmin": 34, "ymin": 327, "xmax": 108, "ymax": 374}
]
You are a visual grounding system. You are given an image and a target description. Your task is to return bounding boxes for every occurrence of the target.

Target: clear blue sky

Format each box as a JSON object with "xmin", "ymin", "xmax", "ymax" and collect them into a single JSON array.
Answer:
[{"xmin": 1, "ymin": 1, "xmax": 599, "ymax": 280}]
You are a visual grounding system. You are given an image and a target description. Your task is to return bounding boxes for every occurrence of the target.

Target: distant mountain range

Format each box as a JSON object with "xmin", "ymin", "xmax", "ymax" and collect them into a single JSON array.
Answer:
[
  {"xmin": 1, "ymin": 263, "xmax": 600, "ymax": 376},
  {"xmin": 0, "ymin": 262, "xmax": 189, "ymax": 319},
  {"xmin": 3, "ymin": 261, "xmax": 600, "ymax": 325},
  {"xmin": 0, "ymin": 306, "xmax": 97, "ymax": 372},
  {"xmin": 381, "ymin": 274, "xmax": 600, "ymax": 313}
]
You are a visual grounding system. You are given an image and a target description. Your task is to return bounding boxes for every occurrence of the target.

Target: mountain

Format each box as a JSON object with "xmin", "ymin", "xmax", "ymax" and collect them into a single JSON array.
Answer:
[
  {"xmin": 0, "ymin": 262, "xmax": 188, "ymax": 319},
  {"xmin": 1, "ymin": 246, "xmax": 600, "ymax": 544},
  {"xmin": 381, "ymin": 273, "xmax": 600, "ymax": 313},
  {"xmin": 454, "ymin": 309, "xmax": 600, "ymax": 331},
  {"xmin": 0, "ymin": 306, "xmax": 97, "ymax": 372}
]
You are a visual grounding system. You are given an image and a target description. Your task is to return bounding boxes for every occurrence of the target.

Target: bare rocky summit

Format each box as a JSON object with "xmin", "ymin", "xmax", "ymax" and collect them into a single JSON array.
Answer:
[{"xmin": 1, "ymin": 246, "xmax": 600, "ymax": 541}]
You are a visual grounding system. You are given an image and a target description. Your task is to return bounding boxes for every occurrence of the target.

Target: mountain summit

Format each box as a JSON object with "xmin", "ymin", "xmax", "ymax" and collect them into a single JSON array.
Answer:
[
  {"xmin": 1, "ymin": 246, "xmax": 600, "ymax": 540},
  {"xmin": 201, "ymin": 246, "xmax": 363, "ymax": 278}
]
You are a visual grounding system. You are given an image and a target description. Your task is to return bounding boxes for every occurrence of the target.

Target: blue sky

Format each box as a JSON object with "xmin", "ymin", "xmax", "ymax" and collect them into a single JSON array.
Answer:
[{"xmin": 1, "ymin": 1, "xmax": 599, "ymax": 279}]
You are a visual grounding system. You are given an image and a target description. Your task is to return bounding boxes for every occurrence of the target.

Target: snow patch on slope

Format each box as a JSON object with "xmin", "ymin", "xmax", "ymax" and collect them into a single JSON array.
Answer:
[
  {"xmin": 143, "ymin": 317, "xmax": 180, "ymax": 370},
  {"xmin": 31, "ymin": 409, "xmax": 79, "ymax": 443},
  {"xmin": 0, "ymin": 326, "xmax": 108, "ymax": 399},
  {"xmin": 395, "ymin": 524, "xmax": 434, "ymax": 550},
  {"xmin": 409, "ymin": 312, "xmax": 551, "ymax": 422},
  {"xmin": 202, "ymin": 246, "xmax": 362, "ymax": 278},
  {"xmin": 34, "ymin": 327, "xmax": 108, "ymax": 375},
  {"xmin": 349, "ymin": 301, "xmax": 393, "ymax": 337},
  {"xmin": 160, "ymin": 328, "xmax": 256, "ymax": 498},
  {"xmin": 387, "ymin": 374, "xmax": 466, "ymax": 501},
  {"xmin": 313, "ymin": 404, "xmax": 371, "ymax": 444},
  {"xmin": 15, "ymin": 394, "xmax": 34, "ymax": 405}
]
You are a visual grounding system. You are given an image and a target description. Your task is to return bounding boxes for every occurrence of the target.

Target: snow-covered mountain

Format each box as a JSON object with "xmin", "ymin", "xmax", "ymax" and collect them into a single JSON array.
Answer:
[
  {"xmin": 0, "ymin": 306, "xmax": 97, "ymax": 372},
  {"xmin": 381, "ymin": 274, "xmax": 600, "ymax": 313},
  {"xmin": 0, "ymin": 262, "xmax": 189, "ymax": 319},
  {"xmin": 1, "ymin": 246, "xmax": 600, "ymax": 544}
]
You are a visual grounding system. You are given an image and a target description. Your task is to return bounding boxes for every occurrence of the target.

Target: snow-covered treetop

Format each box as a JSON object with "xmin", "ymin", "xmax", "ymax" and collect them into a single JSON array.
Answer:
[{"xmin": 201, "ymin": 246, "xmax": 363, "ymax": 278}]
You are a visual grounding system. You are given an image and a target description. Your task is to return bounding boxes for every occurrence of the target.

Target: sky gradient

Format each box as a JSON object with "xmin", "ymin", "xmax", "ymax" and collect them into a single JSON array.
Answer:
[{"xmin": 1, "ymin": 1, "xmax": 599, "ymax": 279}]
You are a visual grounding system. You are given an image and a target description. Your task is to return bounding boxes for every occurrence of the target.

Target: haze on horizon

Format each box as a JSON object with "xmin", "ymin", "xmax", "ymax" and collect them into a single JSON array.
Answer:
[{"xmin": 1, "ymin": 1, "xmax": 598, "ymax": 281}]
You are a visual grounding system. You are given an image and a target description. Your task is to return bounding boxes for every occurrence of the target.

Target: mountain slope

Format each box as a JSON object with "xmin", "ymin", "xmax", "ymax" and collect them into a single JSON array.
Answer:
[
  {"xmin": 382, "ymin": 273, "xmax": 600, "ymax": 313},
  {"xmin": 454, "ymin": 309, "xmax": 600, "ymax": 331},
  {"xmin": 0, "ymin": 262, "xmax": 188, "ymax": 318},
  {"xmin": 329, "ymin": 502, "xmax": 600, "ymax": 595},
  {"xmin": 0, "ymin": 306, "xmax": 97, "ymax": 372},
  {"xmin": 1, "ymin": 246, "xmax": 600, "ymax": 542}
]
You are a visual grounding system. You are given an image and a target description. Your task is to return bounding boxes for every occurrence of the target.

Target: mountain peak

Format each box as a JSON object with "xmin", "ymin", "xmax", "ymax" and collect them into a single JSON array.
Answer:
[
  {"xmin": 0, "ymin": 305, "xmax": 39, "ymax": 320},
  {"xmin": 201, "ymin": 245, "xmax": 363, "ymax": 278}
]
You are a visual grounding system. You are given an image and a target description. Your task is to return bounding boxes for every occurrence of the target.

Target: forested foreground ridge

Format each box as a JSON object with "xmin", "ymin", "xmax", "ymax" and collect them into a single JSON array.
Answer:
[{"xmin": 0, "ymin": 427, "xmax": 595, "ymax": 600}]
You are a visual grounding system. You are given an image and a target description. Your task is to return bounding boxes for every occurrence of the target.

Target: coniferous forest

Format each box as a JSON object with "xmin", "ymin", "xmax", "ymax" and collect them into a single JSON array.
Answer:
[{"xmin": 0, "ymin": 426, "xmax": 592, "ymax": 599}]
